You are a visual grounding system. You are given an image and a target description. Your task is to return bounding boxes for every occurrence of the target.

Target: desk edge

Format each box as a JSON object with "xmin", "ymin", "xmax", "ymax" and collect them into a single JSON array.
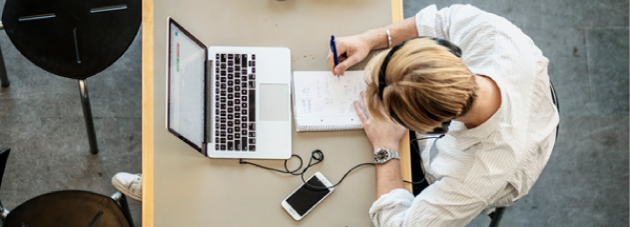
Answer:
[
  {"xmin": 141, "ymin": 0, "xmax": 155, "ymax": 226},
  {"xmin": 389, "ymin": 0, "xmax": 413, "ymax": 194}
]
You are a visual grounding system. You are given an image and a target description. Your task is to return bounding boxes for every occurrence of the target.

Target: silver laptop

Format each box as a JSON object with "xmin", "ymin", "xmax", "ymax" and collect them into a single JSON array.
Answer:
[{"xmin": 166, "ymin": 17, "xmax": 292, "ymax": 159}]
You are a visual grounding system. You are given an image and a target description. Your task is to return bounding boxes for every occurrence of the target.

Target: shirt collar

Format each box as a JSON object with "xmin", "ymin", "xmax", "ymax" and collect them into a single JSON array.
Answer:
[{"xmin": 447, "ymin": 76, "xmax": 506, "ymax": 150}]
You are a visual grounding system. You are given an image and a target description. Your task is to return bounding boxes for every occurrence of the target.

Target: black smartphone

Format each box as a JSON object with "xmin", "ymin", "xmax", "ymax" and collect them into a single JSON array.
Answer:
[{"xmin": 281, "ymin": 172, "xmax": 334, "ymax": 221}]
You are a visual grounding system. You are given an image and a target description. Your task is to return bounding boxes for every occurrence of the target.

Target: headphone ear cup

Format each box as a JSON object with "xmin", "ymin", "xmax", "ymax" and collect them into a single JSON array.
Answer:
[
  {"xmin": 430, "ymin": 127, "xmax": 447, "ymax": 134},
  {"xmin": 427, "ymin": 120, "xmax": 451, "ymax": 135},
  {"xmin": 442, "ymin": 120, "xmax": 451, "ymax": 128},
  {"xmin": 435, "ymin": 38, "xmax": 462, "ymax": 58}
]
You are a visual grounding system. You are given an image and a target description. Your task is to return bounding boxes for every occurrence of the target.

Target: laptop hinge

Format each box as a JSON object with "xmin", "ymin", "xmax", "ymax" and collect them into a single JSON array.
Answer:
[{"xmin": 205, "ymin": 59, "xmax": 213, "ymax": 154}]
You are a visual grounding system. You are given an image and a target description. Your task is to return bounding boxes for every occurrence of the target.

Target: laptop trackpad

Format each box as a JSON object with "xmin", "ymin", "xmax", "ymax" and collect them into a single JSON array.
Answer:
[{"xmin": 260, "ymin": 83, "xmax": 289, "ymax": 121}]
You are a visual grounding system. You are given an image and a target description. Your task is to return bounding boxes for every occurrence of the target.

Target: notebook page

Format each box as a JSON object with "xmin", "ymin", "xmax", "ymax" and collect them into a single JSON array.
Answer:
[{"xmin": 292, "ymin": 71, "xmax": 366, "ymax": 131}]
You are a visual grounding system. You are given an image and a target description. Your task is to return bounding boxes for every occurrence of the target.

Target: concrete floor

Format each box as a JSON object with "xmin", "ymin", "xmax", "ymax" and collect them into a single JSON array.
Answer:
[
  {"xmin": 404, "ymin": 0, "xmax": 629, "ymax": 226},
  {"xmin": 0, "ymin": 1, "xmax": 143, "ymax": 225}
]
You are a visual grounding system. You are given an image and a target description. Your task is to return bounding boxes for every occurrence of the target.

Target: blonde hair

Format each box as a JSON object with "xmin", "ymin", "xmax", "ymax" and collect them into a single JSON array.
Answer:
[{"xmin": 364, "ymin": 38, "xmax": 478, "ymax": 133}]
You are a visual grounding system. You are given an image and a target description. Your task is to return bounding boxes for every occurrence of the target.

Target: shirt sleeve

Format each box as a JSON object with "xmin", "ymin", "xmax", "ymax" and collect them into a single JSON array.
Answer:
[
  {"xmin": 369, "ymin": 132, "xmax": 519, "ymax": 227},
  {"xmin": 414, "ymin": 4, "xmax": 548, "ymax": 79},
  {"xmin": 415, "ymin": 4, "xmax": 498, "ymax": 53},
  {"xmin": 369, "ymin": 178, "xmax": 490, "ymax": 227}
]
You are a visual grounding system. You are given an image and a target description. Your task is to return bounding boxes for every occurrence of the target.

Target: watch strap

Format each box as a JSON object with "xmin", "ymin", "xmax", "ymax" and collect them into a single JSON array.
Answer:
[{"xmin": 389, "ymin": 150, "xmax": 399, "ymax": 160}]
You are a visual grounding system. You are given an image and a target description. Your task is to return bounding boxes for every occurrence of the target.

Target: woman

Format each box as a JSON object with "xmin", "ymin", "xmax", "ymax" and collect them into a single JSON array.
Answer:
[{"xmin": 328, "ymin": 4, "xmax": 559, "ymax": 227}]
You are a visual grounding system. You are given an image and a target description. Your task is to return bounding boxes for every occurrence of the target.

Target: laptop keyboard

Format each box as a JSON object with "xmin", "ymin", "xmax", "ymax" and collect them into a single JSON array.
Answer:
[{"xmin": 214, "ymin": 53, "xmax": 256, "ymax": 152}]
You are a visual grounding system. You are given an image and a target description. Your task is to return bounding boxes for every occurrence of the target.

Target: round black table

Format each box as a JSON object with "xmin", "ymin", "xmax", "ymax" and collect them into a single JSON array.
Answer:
[
  {"xmin": 2, "ymin": 0, "xmax": 141, "ymax": 79},
  {"xmin": 3, "ymin": 190, "xmax": 133, "ymax": 227},
  {"xmin": 1, "ymin": 0, "xmax": 141, "ymax": 153}
]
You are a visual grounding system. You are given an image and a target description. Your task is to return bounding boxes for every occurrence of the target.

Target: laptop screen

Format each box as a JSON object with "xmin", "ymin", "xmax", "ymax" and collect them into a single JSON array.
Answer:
[{"xmin": 167, "ymin": 19, "xmax": 206, "ymax": 151}]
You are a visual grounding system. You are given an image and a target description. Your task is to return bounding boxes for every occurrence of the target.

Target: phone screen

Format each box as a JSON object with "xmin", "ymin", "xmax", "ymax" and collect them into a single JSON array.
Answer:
[{"xmin": 285, "ymin": 177, "xmax": 331, "ymax": 216}]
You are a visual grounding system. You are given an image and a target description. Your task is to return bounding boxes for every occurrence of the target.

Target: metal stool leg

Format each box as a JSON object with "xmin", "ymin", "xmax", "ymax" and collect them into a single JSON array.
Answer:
[
  {"xmin": 78, "ymin": 79, "xmax": 99, "ymax": 154},
  {"xmin": 111, "ymin": 192, "xmax": 135, "ymax": 227},
  {"xmin": 0, "ymin": 43, "xmax": 8, "ymax": 88},
  {"xmin": 489, "ymin": 207, "xmax": 506, "ymax": 227},
  {"xmin": 0, "ymin": 21, "xmax": 7, "ymax": 88},
  {"xmin": 0, "ymin": 201, "xmax": 10, "ymax": 223}
]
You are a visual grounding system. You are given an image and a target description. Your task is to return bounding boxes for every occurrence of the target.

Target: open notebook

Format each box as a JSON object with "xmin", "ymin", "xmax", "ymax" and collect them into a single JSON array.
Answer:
[{"xmin": 292, "ymin": 71, "xmax": 367, "ymax": 132}]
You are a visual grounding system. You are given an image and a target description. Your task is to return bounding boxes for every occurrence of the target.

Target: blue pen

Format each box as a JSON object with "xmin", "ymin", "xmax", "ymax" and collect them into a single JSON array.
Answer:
[{"xmin": 330, "ymin": 35, "xmax": 339, "ymax": 79}]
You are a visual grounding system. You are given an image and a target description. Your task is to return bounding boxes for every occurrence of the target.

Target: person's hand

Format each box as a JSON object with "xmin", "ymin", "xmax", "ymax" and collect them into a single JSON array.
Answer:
[
  {"xmin": 353, "ymin": 92, "xmax": 407, "ymax": 152},
  {"xmin": 327, "ymin": 34, "xmax": 371, "ymax": 76}
]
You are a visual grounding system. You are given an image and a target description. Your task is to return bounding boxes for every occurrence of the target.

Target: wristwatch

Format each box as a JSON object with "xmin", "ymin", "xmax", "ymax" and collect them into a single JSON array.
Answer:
[{"xmin": 373, "ymin": 148, "xmax": 399, "ymax": 164}]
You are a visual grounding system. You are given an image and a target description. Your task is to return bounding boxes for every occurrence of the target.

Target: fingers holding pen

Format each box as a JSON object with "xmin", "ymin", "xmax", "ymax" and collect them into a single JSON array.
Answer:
[
  {"xmin": 327, "ymin": 35, "xmax": 371, "ymax": 76},
  {"xmin": 327, "ymin": 52, "xmax": 350, "ymax": 76}
]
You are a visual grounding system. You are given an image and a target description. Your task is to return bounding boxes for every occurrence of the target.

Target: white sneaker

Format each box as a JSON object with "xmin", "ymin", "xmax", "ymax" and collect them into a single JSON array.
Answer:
[{"xmin": 112, "ymin": 172, "xmax": 142, "ymax": 202}]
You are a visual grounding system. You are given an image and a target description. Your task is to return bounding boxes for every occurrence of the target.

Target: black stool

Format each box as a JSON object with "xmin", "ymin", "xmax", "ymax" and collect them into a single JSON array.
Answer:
[
  {"xmin": 0, "ymin": 148, "xmax": 135, "ymax": 227},
  {"xmin": 0, "ymin": 0, "xmax": 141, "ymax": 154},
  {"xmin": 2, "ymin": 190, "xmax": 134, "ymax": 227}
]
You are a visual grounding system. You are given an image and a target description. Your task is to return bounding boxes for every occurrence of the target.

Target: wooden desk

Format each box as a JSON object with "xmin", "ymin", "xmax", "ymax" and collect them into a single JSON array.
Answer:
[{"xmin": 142, "ymin": 1, "xmax": 407, "ymax": 226}]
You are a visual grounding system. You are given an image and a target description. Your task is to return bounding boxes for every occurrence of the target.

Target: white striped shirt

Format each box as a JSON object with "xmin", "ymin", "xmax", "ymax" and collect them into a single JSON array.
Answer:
[{"xmin": 369, "ymin": 4, "xmax": 559, "ymax": 227}]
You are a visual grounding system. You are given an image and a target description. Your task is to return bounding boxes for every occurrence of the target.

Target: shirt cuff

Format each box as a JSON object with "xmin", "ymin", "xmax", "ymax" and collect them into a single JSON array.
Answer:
[{"xmin": 369, "ymin": 188, "xmax": 415, "ymax": 226}]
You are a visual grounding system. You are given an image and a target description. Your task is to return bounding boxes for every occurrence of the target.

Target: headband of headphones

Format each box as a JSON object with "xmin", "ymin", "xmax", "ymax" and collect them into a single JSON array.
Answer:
[
  {"xmin": 377, "ymin": 36, "xmax": 462, "ymax": 130},
  {"xmin": 378, "ymin": 37, "xmax": 461, "ymax": 100}
]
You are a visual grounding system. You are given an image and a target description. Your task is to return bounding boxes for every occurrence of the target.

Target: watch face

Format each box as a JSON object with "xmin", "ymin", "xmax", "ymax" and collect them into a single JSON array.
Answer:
[{"xmin": 374, "ymin": 150, "xmax": 389, "ymax": 162}]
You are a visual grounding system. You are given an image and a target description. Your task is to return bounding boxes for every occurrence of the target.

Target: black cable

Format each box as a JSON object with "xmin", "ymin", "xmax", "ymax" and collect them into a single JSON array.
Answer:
[
  {"xmin": 240, "ymin": 149, "xmax": 373, "ymax": 190},
  {"xmin": 239, "ymin": 134, "xmax": 445, "ymax": 190},
  {"xmin": 301, "ymin": 162, "xmax": 375, "ymax": 190},
  {"xmin": 403, "ymin": 179, "xmax": 426, "ymax": 185},
  {"xmin": 404, "ymin": 134, "xmax": 445, "ymax": 186},
  {"xmin": 410, "ymin": 134, "xmax": 445, "ymax": 156},
  {"xmin": 239, "ymin": 154, "xmax": 304, "ymax": 175}
]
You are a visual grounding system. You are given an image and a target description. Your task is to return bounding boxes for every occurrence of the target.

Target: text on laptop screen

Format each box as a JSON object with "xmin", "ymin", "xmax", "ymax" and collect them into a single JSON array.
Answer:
[{"xmin": 169, "ymin": 23, "xmax": 205, "ymax": 148}]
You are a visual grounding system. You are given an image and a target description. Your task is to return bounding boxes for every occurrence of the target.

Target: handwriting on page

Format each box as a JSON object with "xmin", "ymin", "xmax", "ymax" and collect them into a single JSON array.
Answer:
[{"xmin": 295, "ymin": 71, "xmax": 366, "ymax": 117}]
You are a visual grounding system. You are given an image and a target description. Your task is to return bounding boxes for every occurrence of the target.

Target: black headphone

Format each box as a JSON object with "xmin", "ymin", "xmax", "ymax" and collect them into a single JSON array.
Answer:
[{"xmin": 377, "ymin": 36, "xmax": 462, "ymax": 133}]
